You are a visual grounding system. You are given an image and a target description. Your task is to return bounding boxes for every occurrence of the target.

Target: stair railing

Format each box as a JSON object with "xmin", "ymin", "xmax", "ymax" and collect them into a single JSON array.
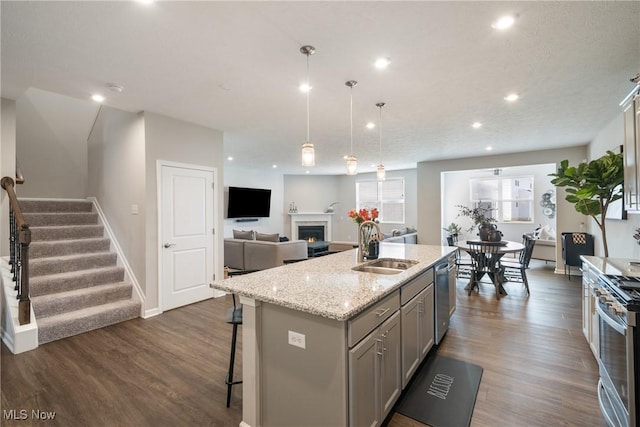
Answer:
[{"xmin": 1, "ymin": 176, "xmax": 31, "ymax": 325}]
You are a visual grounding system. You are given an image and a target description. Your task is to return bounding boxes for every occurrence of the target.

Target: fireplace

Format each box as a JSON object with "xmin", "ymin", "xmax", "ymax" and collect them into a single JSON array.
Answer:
[
  {"xmin": 299, "ymin": 225, "xmax": 325, "ymax": 242},
  {"xmin": 289, "ymin": 212, "xmax": 333, "ymax": 241}
]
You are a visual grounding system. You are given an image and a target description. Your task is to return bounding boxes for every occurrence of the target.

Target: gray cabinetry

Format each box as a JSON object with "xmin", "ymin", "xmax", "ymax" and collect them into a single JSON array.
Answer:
[
  {"xmin": 349, "ymin": 310, "xmax": 401, "ymax": 427},
  {"xmin": 448, "ymin": 254, "xmax": 456, "ymax": 317},
  {"xmin": 401, "ymin": 284, "xmax": 434, "ymax": 389}
]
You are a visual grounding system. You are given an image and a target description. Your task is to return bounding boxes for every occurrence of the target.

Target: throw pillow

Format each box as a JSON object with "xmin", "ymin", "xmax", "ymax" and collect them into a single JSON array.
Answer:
[
  {"xmin": 256, "ymin": 232, "xmax": 279, "ymax": 242},
  {"xmin": 233, "ymin": 229, "xmax": 254, "ymax": 240}
]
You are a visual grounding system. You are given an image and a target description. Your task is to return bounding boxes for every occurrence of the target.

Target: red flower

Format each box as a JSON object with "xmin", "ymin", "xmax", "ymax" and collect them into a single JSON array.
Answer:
[{"xmin": 349, "ymin": 208, "xmax": 379, "ymax": 224}]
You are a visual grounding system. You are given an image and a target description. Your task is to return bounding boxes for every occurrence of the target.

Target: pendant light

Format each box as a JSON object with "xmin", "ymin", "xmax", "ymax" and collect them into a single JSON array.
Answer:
[
  {"xmin": 376, "ymin": 102, "xmax": 386, "ymax": 181},
  {"xmin": 345, "ymin": 80, "xmax": 358, "ymax": 175},
  {"xmin": 300, "ymin": 45, "xmax": 316, "ymax": 167}
]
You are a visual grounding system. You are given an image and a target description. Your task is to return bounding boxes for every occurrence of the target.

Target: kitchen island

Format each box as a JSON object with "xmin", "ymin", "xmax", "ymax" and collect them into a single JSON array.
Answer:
[{"xmin": 212, "ymin": 243, "xmax": 455, "ymax": 427}]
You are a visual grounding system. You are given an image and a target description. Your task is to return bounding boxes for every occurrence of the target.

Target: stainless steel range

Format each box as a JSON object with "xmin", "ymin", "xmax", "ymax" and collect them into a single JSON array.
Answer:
[{"xmin": 595, "ymin": 274, "xmax": 640, "ymax": 427}]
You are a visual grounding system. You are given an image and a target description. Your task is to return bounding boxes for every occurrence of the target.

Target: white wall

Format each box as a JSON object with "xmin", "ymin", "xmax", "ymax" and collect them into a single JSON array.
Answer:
[
  {"xmin": 223, "ymin": 167, "xmax": 285, "ymax": 238},
  {"xmin": 1, "ymin": 98, "xmax": 17, "ymax": 257},
  {"xmin": 87, "ymin": 107, "xmax": 147, "ymax": 292},
  {"xmin": 417, "ymin": 146, "xmax": 587, "ymax": 266},
  {"xmin": 143, "ymin": 112, "xmax": 224, "ymax": 313},
  {"xmin": 442, "ymin": 164, "xmax": 557, "ymax": 243},
  {"xmin": 588, "ymin": 113, "xmax": 640, "ymax": 258},
  {"xmin": 15, "ymin": 89, "xmax": 97, "ymax": 198}
]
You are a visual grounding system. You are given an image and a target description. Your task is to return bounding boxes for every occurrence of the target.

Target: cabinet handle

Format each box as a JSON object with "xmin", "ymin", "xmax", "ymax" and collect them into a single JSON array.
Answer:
[
  {"xmin": 375, "ymin": 308, "xmax": 390, "ymax": 317},
  {"xmin": 376, "ymin": 338, "xmax": 383, "ymax": 356}
]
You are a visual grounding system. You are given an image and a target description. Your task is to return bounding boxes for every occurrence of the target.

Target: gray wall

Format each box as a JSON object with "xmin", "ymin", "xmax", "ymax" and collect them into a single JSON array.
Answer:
[
  {"xmin": 1, "ymin": 98, "xmax": 17, "ymax": 257},
  {"xmin": 588, "ymin": 113, "xmax": 640, "ymax": 258},
  {"xmin": 15, "ymin": 88, "xmax": 97, "ymax": 198},
  {"xmin": 417, "ymin": 146, "xmax": 588, "ymax": 265},
  {"xmin": 281, "ymin": 169, "xmax": 418, "ymax": 242},
  {"xmin": 143, "ymin": 112, "xmax": 224, "ymax": 313},
  {"xmin": 87, "ymin": 107, "xmax": 147, "ymax": 294}
]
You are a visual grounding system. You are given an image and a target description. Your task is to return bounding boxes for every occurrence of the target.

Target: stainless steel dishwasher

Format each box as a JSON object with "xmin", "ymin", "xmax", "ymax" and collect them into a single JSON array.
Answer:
[{"xmin": 434, "ymin": 259, "xmax": 450, "ymax": 344}]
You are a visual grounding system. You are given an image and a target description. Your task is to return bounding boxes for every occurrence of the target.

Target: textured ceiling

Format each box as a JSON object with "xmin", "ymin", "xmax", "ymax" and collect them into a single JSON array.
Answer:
[{"xmin": 2, "ymin": 1, "xmax": 639, "ymax": 175}]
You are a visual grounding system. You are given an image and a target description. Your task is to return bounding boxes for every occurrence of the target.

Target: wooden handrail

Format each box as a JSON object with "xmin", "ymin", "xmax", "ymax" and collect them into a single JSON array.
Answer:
[
  {"xmin": 1, "ymin": 176, "xmax": 31, "ymax": 325},
  {"xmin": 1, "ymin": 177, "xmax": 26, "ymax": 228}
]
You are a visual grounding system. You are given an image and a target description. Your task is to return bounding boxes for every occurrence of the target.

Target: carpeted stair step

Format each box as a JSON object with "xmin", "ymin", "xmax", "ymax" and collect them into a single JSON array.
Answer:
[
  {"xmin": 32, "ymin": 282, "xmax": 133, "ymax": 318},
  {"xmin": 23, "ymin": 212, "xmax": 98, "ymax": 227},
  {"xmin": 30, "ymin": 252, "xmax": 117, "ymax": 277},
  {"xmin": 37, "ymin": 299, "xmax": 141, "ymax": 345},
  {"xmin": 19, "ymin": 199, "xmax": 93, "ymax": 213},
  {"xmin": 30, "ymin": 225, "xmax": 104, "ymax": 242},
  {"xmin": 30, "ymin": 266, "xmax": 125, "ymax": 297},
  {"xmin": 30, "ymin": 238, "xmax": 111, "ymax": 259}
]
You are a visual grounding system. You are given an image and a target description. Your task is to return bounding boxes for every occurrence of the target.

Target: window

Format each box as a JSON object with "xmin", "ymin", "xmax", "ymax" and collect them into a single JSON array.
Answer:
[
  {"xmin": 356, "ymin": 178, "xmax": 405, "ymax": 223},
  {"xmin": 470, "ymin": 176, "xmax": 533, "ymax": 222}
]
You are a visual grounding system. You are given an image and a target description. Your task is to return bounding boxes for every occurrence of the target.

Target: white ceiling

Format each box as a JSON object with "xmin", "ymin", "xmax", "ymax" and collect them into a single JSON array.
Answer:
[{"xmin": 2, "ymin": 1, "xmax": 639, "ymax": 175}]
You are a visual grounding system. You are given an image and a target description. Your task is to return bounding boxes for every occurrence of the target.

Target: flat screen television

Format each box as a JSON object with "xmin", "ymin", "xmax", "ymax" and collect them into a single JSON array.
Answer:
[{"xmin": 227, "ymin": 186, "xmax": 271, "ymax": 218}]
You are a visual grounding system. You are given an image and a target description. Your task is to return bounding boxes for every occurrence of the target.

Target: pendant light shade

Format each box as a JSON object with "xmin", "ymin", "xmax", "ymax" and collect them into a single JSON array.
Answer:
[
  {"xmin": 376, "ymin": 102, "xmax": 386, "ymax": 181},
  {"xmin": 300, "ymin": 45, "xmax": 316, "ymax": 167},
  {"xmin": 345, "ymin": 80, "xmax": 358, "ymax": 175}
]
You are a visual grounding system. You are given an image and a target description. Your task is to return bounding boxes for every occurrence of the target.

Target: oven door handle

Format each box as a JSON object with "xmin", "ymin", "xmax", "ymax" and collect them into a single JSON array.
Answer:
[{"xmin": 596, "ymin": 304, "xmax": 627, "ymax": 336}]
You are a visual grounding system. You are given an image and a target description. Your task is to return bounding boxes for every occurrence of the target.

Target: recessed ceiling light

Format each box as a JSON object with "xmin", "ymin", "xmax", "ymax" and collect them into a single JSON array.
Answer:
[
  {"xmin": 299, "ymin": 83, "xmax": 312, "ymax": 93},
  {"xmin": 504, "ymin": 93, "xmax": 519, "ymax": 102},
  {"xmin": 374, "ymin": 57, "xmax": 391, "ymax": 69},
  {"xmin": 136, "ymin": 0, "xmax": 155, "ymax": 4},
  {"xmin": 107, "ymin": 83, "xmax": 123, "ymax": 93},
  {"xmin": 272, "ymin": 164, "xmax": 277, "ymax": 169},
  {"xmin": 305, "ymin": 170, "xmax": 310, "ymax": 174},
  {"xmin": 492, "ymin": 15, "xmax": 515, "ymax": 30},
  {"xmin": 227, "ymin": 156, "xmax": 233, "ymax": 161},
  {"xmin": 366, "ymin": 122, "xmax": 375, "ymax": 129},
  {"xmin": 472, "ymin": 122, "xmax": 483, "ymax": 129},
  {"xmin": 486, "ymin": 146, "xmax": 493, "ymax": 151},
  {"xmin": 91, "ymin": 94, "xmax": 105, "ymax": 103}
]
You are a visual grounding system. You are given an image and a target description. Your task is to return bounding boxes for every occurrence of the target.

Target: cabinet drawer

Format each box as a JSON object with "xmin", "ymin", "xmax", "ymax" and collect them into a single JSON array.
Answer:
[
  {"xmin": 400, "ymin": 269, "xmax": 434, "ymax": 305},
  {"xmin": 349, "ymin": 291, "xmax": 399, "ymax": 347}
]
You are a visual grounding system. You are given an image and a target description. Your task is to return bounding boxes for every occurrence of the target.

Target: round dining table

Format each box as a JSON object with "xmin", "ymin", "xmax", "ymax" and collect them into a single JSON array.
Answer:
[{"xmin": 456, "ymin": 240, "xmax": 525, "ymax": 296}]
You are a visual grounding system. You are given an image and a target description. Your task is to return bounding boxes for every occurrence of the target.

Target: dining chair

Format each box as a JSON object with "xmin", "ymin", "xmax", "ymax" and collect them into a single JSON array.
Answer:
[
  {"xmin": 446, "ymin": 233, "xmax": 472, "ymax": 278},
  {"xmin": 466, "ymin": 241, "xmax": 503, "ymax": 300},
  {"xmin": 500, "ymin": 234, "xmax": 536, "ymax": 295}
]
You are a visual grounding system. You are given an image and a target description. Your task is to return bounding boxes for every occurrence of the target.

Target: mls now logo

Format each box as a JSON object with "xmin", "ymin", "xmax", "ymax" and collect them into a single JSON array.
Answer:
[{"xmin": 3, "ymin": 409, "xmax": 56, "ymax": 420}]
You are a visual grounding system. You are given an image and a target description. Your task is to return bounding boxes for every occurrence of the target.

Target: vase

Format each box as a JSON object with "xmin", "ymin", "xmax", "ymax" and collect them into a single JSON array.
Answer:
[
  {"xmin": 360, "ymin": 224, "xmax": 374, "ymax": 258},
  {"xmin": 478, "ymin": 223, "xmax": 497, "ymax": 241}
]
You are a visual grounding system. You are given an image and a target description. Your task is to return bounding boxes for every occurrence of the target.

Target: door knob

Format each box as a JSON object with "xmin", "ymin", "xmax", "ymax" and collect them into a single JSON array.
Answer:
[{"xmin": 164, "ymin": 243, "xmax": 175, "ymax": 248}]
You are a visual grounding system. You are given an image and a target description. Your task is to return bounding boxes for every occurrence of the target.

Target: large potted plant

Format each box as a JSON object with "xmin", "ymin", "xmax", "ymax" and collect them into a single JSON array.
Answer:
[{"xmin": 549, "ymin": 150, "xmax": 623, "ymax": 257}]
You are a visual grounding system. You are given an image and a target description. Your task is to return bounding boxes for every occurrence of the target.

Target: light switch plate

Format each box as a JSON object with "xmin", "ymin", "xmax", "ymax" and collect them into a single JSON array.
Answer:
[{"xmin": 288, "ymin": 330, "xmax": 306, "ymax": 349}]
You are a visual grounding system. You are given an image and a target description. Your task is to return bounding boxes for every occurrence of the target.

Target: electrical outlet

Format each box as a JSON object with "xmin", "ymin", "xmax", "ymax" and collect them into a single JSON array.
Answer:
[
  {"xmin": 131, "ymin": 204, "xmax": 139, "ymax": 215},
  {"xmin": 288, "ymin": 330, "xmax": 306, "ymax": 349}
]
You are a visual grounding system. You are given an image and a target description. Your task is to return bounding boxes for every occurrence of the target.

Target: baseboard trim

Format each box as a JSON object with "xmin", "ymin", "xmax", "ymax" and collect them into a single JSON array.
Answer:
[
  {"xmin": 143, "ymin": 307, "xmax": 161, "ymax": 319},
  {"xmin": 88, "ymin": 197, "xmax": 145, "ymax": 316}
]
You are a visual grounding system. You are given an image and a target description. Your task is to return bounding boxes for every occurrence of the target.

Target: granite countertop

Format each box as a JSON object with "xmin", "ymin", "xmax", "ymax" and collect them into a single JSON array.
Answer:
[
  {"xmin": 212, "ymin": 243, "xmax": 456, "ymax": 321},
  {"xmin": 581, "ymin": 256, "xmax": 640, "ymax": 277}
]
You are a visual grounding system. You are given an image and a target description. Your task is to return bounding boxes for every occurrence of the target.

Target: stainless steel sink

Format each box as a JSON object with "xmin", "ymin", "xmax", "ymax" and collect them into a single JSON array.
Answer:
[{"xmin": 351, "ymin": 258, "xmax": 418, "ymax": 275}]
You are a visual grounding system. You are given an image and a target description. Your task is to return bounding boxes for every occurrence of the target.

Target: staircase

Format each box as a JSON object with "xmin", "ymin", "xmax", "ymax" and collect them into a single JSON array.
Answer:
[{"xmin": 19, "ymin": 199, "xmax": 140, "ymax": 345}]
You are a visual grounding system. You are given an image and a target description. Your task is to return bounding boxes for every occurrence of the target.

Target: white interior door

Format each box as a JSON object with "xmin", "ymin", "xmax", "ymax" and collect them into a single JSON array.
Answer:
[{"xmin": 161, "ymin": 164, "xmax": 214, "ymax": 311}]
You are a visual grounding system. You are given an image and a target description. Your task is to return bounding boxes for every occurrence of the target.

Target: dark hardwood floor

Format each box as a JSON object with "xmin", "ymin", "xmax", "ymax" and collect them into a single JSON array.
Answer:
[{"xmin": 1, "ymin": 260, "xmax": 606, "ymax": 426}]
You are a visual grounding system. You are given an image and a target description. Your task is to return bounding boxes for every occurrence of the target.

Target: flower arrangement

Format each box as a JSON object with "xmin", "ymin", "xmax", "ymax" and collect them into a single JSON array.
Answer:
[
  {"xmin": 455, "ymin": 203, "xmax": 496, "ymax": 233},
  {"xmin": 348, "ymin": 208, "xmax": 379, "ymax": 224},
  {"xmin": 634, "ymin": 228, "xmax": 640, "ymax": 245}
]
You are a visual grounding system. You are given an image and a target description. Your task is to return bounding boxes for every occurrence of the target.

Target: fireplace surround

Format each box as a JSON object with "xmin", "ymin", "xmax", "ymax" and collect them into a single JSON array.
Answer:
[{"xmin": 289, "ymin": 213, "xmax": 333, "ymax": 241}]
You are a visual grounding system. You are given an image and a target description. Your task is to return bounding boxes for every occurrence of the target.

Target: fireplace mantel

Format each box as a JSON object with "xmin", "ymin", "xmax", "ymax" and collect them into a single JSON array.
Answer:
[{"xmin": 290, "ymin": 212, "xmax": 334, "ymax": 241}]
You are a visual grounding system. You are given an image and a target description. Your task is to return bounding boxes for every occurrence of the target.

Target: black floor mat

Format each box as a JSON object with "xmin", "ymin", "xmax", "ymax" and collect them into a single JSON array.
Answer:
[{"xmin": 394, "ymin": 355, "xmax": 483, "ymax": 427}]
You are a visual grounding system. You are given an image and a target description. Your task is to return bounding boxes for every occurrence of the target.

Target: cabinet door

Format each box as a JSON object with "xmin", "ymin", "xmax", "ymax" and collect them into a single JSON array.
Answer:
[
  {"xmin": 581, "ymin": 265, "xmax": 590, "ymax": 340},
  {"xmin": 401, "ymin": 293, "xmax": 420, "ymax": 389},
  {"xmin": 379, "ymin": 311, "xmax": 402, "ymax": 420},
  {"xmin": 420, "ymin": 284, "xmax": 435, "ymax": 360},
  {"xmin": 349, "ymin": 331, "xmax": 380, "ymax": 427},
  {"xmin": 623, "ymin": 98, "xmax": 638, "ymax": 211}
]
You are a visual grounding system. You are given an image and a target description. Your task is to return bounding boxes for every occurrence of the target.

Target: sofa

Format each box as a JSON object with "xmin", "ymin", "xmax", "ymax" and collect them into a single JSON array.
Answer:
[
  {"xmin": 224, "ymin": 231, "xmax": 308, "ymax": 271},
  {"xmin": 382, "ymin": 227, "xmax": 418, "ymax": 244}
]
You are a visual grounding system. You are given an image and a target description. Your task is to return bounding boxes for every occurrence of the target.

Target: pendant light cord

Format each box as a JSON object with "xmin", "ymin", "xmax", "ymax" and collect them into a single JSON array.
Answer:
[
  {"xmin": 306, "ymin": 53, "xmax": 310, "ymax": 141},
  {"xmin": 378, "ymin": 104, "xmax": 383, "ymax": 163},
  {"xmin": 350, "ymin": 87, "xmax": 353, "ymax": 154}
]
